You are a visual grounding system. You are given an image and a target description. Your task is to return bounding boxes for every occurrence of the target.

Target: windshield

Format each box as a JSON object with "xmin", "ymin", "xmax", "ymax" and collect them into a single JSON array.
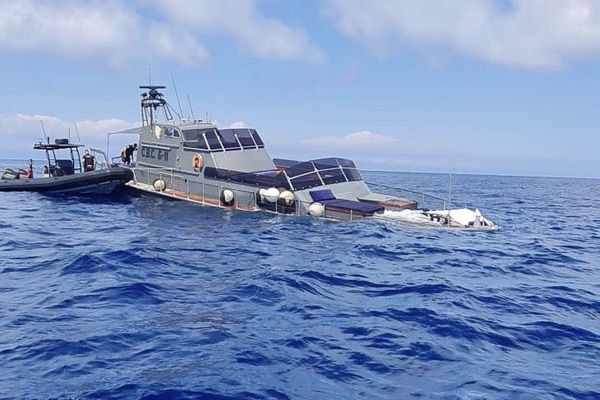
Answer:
[{"xmin": 182, "ymin": 128, "xmax": 211, "ymax": 149}]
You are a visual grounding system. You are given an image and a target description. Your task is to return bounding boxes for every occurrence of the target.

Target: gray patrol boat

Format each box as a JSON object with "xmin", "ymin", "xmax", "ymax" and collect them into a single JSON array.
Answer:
[{"xmin": 109, "ymin": 85, "xmax": 496, "ymax": 228}]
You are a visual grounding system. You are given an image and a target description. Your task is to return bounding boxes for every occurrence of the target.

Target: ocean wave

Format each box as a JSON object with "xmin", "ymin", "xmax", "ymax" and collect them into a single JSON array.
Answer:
[{"xmin": 1, "ymin": 172, "xmax": 599, "ymax": 399}]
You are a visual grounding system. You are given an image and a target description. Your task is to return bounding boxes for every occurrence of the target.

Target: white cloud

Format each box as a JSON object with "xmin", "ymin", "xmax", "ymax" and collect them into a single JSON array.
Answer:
[
  {"xmin": 0, "ymin": 0, "xmax": 320, "ymax": 67},
  {"xmin": 226, "ymin": 121, "xmax": 248, "ymax": 129},
  {"xmin": 152, "ymin": 0, "xmax": 324, "ymax": 62},
  {"xmin": 0, "ymin": 113, "xmax": 136, "ymax": 156},
  {"xmin": 326, "ymin": 0, "xmax": 600, "ymax": 69},
  {"xmin": 0, "ymin": 0, "xmax": 208, "ymax": 67},
  {"xmin": 301, "ymin": 130, "xmax": 398, "ymax": 150}
]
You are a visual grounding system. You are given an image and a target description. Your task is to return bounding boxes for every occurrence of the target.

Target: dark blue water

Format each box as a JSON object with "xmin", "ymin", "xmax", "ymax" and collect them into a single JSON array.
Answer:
[{"xmin": 1, "ymin": 168, "xmax": 599, "ymax": 399}]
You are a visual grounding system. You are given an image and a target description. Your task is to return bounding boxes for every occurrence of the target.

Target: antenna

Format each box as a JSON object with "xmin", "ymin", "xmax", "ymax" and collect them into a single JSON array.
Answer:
[
  {"xmin": 448, "ymin": 174, "xmax": 452, "ymax": 210},
  {"xmin": 40, "ymin": 120, "xmax": 48, "ymax": 143},
  {"xmin": 68, "ymin": 127, "xmax": 71, "ymax": 141},
  {"xmin": 171, "ymin": 74, "xmax": 184, "ymax": 119},
  {"xmin": 186, "ymin": 94, "xmax": 195, "ymax": 120},
  {"xmin": 73, "ymin": 122, "xmax": 82, "ymax": 143},
  {"xmin": 148, "ymin": 67, "xmax": 152, "ymax": 85}
]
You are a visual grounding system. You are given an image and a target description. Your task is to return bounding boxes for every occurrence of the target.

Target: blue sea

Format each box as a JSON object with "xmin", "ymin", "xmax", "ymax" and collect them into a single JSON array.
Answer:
[{"xmin": 1, "ymin": 166, "xmax": 599, "ymax": 400}]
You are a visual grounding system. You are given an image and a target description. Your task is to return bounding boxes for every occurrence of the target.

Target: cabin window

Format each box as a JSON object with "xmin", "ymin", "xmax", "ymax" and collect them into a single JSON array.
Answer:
[
  {"xmin": 250, "ymin": 129, "xmax": 265, "ymax": 148},
  {"xmin": 218, "ymin": 129, "xmax": 242, "ymax": 150},
  {"xmin": 342, "ymin": 168, "xmax": 362, "ymax": 181},
  {"xmin": 204, "ymin": 130, "xmax": 224, "ymax": 151},
  {"xmin": 234, "ymin": 129, "xmax": 257, "ymax": 149},
  {"xmin": 313, "ymin": 158, "xmax": 340, "ymax": 170},
  {"xmin": 290, "ymin": 173, "xmax": 321, "ymax": 190},
  {"xmin": 183, "ymin": 128, "xmax": 209, "ymax": 149},
  {"xmin": 319, "ymin": 168, "xmax": 347, "ymax": 185},
  {"xmin": 285, "ymin": 162, "xmax": 315, "ymax": 178},
  {"xmin": 337, "ymin": 159, "xmax": 357, "ymax": 169}
]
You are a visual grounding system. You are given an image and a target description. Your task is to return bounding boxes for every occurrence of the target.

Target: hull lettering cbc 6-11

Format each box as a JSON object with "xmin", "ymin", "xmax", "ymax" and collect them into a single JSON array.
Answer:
[{"xmin": 141, "ymin": 146, "xmax": 170, "ymax": 162}]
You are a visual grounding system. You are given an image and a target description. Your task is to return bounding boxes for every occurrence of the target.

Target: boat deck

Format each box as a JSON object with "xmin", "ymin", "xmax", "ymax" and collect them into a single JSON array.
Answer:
[
  {"xmin": 358, "ymin": 192, "xmax": 418, "ymax": 210},
  {"xmin": 126, "ymin": 181, "xmax": 258, "ymax": 211}
]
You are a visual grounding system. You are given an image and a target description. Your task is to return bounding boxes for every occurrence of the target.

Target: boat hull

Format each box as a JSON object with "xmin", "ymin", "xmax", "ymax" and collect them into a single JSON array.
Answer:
[{"xmin": 0, "ymin": 168, "xmax": 133, "ymax": 194}]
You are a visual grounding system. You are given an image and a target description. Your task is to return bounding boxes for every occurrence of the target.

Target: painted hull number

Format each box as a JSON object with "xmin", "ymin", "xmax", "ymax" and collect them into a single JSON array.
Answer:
[{"xmin": 141, "ymin": 146, "xmax": 170, "ymax": 162}]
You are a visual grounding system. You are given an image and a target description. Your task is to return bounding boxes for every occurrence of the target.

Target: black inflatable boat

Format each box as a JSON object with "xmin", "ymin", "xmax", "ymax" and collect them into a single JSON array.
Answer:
[{"xmin": 0, "ymin": 139, "xmax": 132, "ymax": 194}]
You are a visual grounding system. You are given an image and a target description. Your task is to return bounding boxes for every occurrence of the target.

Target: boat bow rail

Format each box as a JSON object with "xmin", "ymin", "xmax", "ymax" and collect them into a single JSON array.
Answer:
[
  {"xmin": 366, "ymin": 182, "xmax": 450, "ymax": 210},
  {"xmin": 365, "ymin": 181, "xmax": 499, "ymax": 229}
]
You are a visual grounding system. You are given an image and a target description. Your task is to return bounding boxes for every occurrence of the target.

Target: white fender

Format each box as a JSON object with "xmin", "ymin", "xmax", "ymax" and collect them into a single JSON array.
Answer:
[
  {"xmin": 222, "ymin": 189, "xmax": 235, "ymax": 205},
  {"xmin": 308, "ymin": 202, "xmax": 325, "ymax": 217},
  {"xmin": 153, "ymin": 179, "xmax": 166, "ymax": 191},
  {"xmin": 264, "ymin": 187, "xmax": 280, "ymax": 203},
  {"xmin": 279, "ymin": 190, "xmax": 295, "ymax": 205}
]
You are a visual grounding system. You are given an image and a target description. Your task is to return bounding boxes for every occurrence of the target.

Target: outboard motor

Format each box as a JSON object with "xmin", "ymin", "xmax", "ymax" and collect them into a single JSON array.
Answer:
[{"xmin": 1, "ymin": 168, "xmax": 18, "ymax": 180}]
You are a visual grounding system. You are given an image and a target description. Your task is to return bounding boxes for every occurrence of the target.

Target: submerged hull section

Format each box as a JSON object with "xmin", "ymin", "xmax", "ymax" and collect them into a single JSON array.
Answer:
[{"xmin": 0, "ymin": 168, "xmax": 133, "ymax": 194}]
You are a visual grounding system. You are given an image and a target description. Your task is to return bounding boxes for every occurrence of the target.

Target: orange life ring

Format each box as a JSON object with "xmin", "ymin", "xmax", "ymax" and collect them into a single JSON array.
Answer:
[{"xmin": 192, "ymin": 153, "xmax": 203, "ymax": 170}]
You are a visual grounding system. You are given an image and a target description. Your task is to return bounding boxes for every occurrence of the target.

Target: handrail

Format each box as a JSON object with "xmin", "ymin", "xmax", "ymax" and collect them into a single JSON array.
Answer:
[
  {"xmin": 366, "ymin": 182, "xmax": 447, "ymax": 202},
  {"xmin": 365, "ymin": 181, "xmax": 451, "ymax": 210},
  {"xmin": 366, "ymin": 181, "xmax": 499, "ymax": 225}
]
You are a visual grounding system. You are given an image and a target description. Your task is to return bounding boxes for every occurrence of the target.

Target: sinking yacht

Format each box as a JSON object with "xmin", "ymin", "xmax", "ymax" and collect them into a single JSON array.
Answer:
[{"xmin": 109, "ymin": 85, "xmax": 496, "ymax": 228}]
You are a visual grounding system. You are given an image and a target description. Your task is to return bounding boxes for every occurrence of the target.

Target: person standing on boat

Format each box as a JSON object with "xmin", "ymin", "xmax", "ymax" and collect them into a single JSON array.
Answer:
[
  {"xmin": 82, "ymin": 149, "xmax": 96, "ymax": 172},
  {"xmin": 26, "ymin": 159, "xmax": 33, "ymax": 179},
  {"xmin": 122, "ymin": 143, "xmax": 137, "ymax": 166}
]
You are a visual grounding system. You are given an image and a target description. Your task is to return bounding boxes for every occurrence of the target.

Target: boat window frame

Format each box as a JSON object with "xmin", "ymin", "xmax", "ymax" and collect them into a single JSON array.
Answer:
[
  {"xmin": 182, "ymin": 128, "xmax": 210, "ymax": 150},
  {"xmin": 283, "ymin": 157, "xmax": 363, "ymax": 190},
  {"xmin": 233, "ymin": 128, "xmax": 258, "ymax": 150},
  {"xmin": 204, "ymin": 129, "xmax": 224, "ymax": 152},
  {"xmin": 217, "ymin": 129, "xmax": 243, "ymax": 151}
]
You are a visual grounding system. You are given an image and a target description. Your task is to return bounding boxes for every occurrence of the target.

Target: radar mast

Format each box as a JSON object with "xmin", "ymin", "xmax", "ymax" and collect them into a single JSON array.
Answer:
[{"xmin": 139, "ymin": 85, "xmax": 177, "ymax": 127}]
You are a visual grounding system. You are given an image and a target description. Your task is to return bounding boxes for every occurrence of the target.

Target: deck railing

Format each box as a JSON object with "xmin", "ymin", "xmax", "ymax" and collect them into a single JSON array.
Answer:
[
  {"xmin": 128, "ymin": 167, "xmax": 497, "ymax": 225},
  {"xmin": 128, "ymin": 166, "xmax": 368, "ymax": 220},
  {"xmin": 366, "ymin": 181, "xmax": 451, "ymax": 210}
]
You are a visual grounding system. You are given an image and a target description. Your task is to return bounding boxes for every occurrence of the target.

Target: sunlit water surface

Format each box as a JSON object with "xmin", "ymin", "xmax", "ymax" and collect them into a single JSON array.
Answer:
[{"xmin": 1, "ymin": 166, "xmax": 599, "ymax": 399}]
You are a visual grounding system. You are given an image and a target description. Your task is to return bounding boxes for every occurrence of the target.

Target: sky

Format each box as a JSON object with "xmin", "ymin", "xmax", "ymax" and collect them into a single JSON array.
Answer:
[{"xmin": 1, "ymin": 0, "xmax": 600, "ymax": 178}]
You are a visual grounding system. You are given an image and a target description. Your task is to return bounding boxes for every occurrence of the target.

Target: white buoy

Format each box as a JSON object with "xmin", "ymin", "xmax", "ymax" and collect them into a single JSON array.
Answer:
[
  {"xmin": 258, "ymin": 188, "xmax": 267, "ymax": 203},
  {"xmin": 279, "ymin": 190, "xmax": 295, "ymax": 205},
  {"xmin": 308, "ymin": 202, "xmax": 325, "ymax": 217},
  {"xmin": 222, "ymin": 189, "xmax": 235, "ymax": 205},
  {"xmin": 153, "ymin": 179, "xmax": 166, "ymax": 191},
  {"xmin": 264, "ymin": 187, "xmax": 280, "ymax": 203}
]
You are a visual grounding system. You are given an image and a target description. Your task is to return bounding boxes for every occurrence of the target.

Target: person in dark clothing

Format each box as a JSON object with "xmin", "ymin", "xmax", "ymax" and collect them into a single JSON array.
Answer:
[
  {"xmin": 122, "ymin": 143, "xmax": 138, "ymax": 165},
  {"xmin": 82, "ymin": 149, "xmax": 96, "ymax": 172}
]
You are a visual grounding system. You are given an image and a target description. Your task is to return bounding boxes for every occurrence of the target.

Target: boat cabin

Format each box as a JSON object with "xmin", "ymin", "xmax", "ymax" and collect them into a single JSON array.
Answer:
[
  {"xmin": 34, "ymin": 139, "xmax": 84, "ymax": 177},
  {"xmin": 135, "ymin": 122, "xmax": 276, "ymax": 174}
]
